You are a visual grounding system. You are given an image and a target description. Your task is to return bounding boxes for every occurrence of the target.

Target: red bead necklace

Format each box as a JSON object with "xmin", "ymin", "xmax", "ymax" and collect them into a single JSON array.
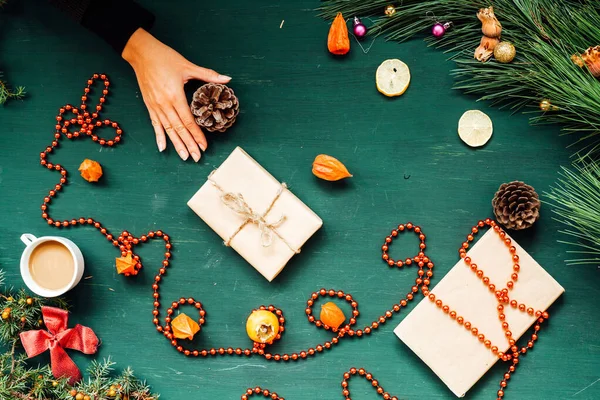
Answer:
[{"xmin": 38, "ymin": 75, "xmax": 546, "ymax": 400}]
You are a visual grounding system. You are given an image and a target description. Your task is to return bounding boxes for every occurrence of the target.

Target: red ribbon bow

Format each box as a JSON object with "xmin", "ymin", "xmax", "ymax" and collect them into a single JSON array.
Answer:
[{"xmin": 19, "ymin": 306, "xmax": 99, "ymax": 384}]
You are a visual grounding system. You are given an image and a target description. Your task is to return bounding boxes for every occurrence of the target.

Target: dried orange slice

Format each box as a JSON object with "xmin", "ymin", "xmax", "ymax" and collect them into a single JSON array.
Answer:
[
  {"xmin": 376, "ymin": 59, "xmax": 411, "ymax": 97},
  {"xmin": 458, "ymin": 110, "xmax": 493, "ymax": 147}
]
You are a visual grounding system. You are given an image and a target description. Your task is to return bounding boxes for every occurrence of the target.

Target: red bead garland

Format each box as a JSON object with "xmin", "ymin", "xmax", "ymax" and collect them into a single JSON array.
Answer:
[
  {"xmin": 39, "ymin": 75, "xmax": 546, "ymax": 399},
  {"xmin": 38, "ymin": 74, "xmax": 432, "ymax": 375}
]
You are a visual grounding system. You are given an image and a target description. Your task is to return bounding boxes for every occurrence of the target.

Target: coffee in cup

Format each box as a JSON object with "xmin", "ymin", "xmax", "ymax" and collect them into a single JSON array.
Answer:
[{"xmin": 20, "ymin": 234, "xmax": 84, "ymax": 297}]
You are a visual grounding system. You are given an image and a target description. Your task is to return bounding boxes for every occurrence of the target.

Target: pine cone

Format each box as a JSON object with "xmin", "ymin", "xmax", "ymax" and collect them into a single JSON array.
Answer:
[
  {"xmin": 492, "ymin": 181, "xmax": 540, "ymax": 230},
  {"xmin": 190, "ymin": 83, "xmax": 239, "ymax": 132}
]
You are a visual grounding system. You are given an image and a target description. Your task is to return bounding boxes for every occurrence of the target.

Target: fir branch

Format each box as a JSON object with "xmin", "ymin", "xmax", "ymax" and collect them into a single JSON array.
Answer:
[
  {"xmin": 0, "ymin": 77, "xmax": 26, "ymax": 105},
  {"xmin": 319, "ymin": 0, "xmax": 600, "ymax": 153},
  {"xmin": 0, "ymin": 271, "xmax": 159, "ymax": 399},
  {"xmin": 546, "ymin": 159, "xmax": 600, "ymax": 266}
]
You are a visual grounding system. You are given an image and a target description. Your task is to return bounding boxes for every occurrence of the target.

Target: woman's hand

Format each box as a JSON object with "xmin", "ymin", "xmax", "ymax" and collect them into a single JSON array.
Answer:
[{"xmin": 122, "ymin": 28, "xmax": 231, "ymax": 161}]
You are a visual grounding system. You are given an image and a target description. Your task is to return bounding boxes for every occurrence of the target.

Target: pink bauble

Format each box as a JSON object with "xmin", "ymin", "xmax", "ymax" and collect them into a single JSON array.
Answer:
[
  {"xmin": 353, "ymin": 17, "xmax": 368, "ymax": 39},
  {"xmin": 354, "ymin": 23, "xmax": 367, "ymax": 38},
  {"xmin": 432, "ymin": 23, "xmax": 446, "ymax": 38}
]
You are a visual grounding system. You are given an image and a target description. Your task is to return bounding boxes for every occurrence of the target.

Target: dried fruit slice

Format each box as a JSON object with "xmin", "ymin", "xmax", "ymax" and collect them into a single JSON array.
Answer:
[
  {"xmin": 458, "ymin": 110, "xmax": 493, "ymax": 147},
  {"xmin": 376, "ymin": 59, "xmax": 411, "ymax": 97}
]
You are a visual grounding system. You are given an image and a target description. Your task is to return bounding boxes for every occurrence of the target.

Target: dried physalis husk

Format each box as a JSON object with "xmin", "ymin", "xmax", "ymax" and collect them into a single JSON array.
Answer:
[
  {"xmin": 328, "ymin": 12, "xmax": 350, "ymax": 55},
  {"xmin": 115, "ymin": 254, "xmax": 136, "ymax": 275},
  {"xmin": 320, "ymin": 302, "xmax": 346, "ymax": 329},
  {"xmin": 475, "ymin": 36, "xmax": 499, "ymax": 62},
  {"xmin": 312, "ymin": 154, "xmax": 352, "ymax": 181},
  {"xmin": 477, "ymin": 6, "xmax": 502, "ymax": 38},
  {"xmin": 571, "ymin": 45, "xmax": 600, "ymax": 77},
  {"xmin": 246, "ymin": 310, "xmax": 280, "ymax": 344},
  {"xmin": 78, "ymin": 159, "xmax": 103, "ymax": 182},
  {"xmin": 171, "ymin": 313, "xmax": 200, "ymax": 340}
]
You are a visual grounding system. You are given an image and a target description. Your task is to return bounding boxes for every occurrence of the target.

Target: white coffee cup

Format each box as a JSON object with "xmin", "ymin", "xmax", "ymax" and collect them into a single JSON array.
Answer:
[{"xmin": 20, "ymin": 234, "xmax": 85, "ymax": 297}]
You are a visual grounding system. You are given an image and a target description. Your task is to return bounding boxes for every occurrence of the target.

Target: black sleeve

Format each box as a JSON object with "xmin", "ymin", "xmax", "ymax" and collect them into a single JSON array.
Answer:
[{"xmin": 49, "ymin": 0, "xmax": 155, "ymax": 54}]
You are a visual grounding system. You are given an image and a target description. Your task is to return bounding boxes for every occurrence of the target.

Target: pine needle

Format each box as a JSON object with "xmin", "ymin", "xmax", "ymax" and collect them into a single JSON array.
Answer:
[{"xmin": 546, "ymin": 159, "xmax": 600, "ymax": 266}]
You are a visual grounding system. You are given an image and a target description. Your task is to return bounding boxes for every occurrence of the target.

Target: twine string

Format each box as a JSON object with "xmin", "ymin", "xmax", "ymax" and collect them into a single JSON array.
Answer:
[{"xmin": 208, "ymin": 173, "xmax": 300, "ymax": 253}]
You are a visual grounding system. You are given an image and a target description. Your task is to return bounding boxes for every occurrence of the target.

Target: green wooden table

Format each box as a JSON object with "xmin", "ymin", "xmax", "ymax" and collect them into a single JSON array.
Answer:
[{"xmin": 2, "ymin": 1, "xmax": 599, "ymax": 398}]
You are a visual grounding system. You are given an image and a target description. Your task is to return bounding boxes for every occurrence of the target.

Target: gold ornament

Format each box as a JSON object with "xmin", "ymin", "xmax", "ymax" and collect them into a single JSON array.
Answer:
[
  {"xmin": 494, "ymin": 41, "xmax": 516, "ymax": 63},
  {"xmin": 539, "ymin": 99, "xmax": 559, "ymax": 112},
  {"xmin": 384, "ymin": 4, "xmax": 396, "ymax": 16}
]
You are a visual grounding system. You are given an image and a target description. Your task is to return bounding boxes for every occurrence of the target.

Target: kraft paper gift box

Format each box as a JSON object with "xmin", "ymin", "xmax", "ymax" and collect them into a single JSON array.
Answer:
[
  {"xmin": 187, "ymin": 147, "xmax": 323, "ymax": 281},
  {"xmin": 394, "ymin": 229, "xmax": 564, "ymax": 398}
]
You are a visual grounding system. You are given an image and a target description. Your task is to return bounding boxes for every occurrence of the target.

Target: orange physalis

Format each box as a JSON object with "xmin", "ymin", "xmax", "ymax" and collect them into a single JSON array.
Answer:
[
  {"xmin": 327, "ymin": 12, "xmax": 350, "ymax": 55},
  {"xmin": 115, "ymin": 254, "xmax": 136, "ymax": 275},
  {"xmin": 78, "ymin": 159, "xmax": 103, "ymax": 182},
  {"xmin": 171, "ymin": 313, "xmax": 200, "ymax": 340},
  {"xmin": 320, "ymin": 302, "xmax": 346, "ymax": 329},
  {"xmin": 312, "ymin": 154, "xmax": 353, "ymax": 181}
]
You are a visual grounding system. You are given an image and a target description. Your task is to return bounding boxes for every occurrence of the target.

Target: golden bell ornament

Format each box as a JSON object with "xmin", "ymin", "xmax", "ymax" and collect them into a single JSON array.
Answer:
[
  {"xmin": 384, "ymin": 4, "xmax": 396, "ymax": 17},
  {"xmin": 539, "ymin": 99, "xmax": 559, "ymax": 112},
  {"xmin": 494, "ymin": 42, "xmax": 516, "ymax": 63}
]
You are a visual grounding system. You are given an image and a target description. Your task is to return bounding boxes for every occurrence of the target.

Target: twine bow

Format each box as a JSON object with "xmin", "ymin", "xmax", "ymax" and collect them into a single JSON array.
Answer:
[
  {"xmin": 19, "ymin": 306, "xmax": 99, "ymax": 384},
  {"xmin": 209, "ymin": 174, "xmax": 300, "ymax": 253}
]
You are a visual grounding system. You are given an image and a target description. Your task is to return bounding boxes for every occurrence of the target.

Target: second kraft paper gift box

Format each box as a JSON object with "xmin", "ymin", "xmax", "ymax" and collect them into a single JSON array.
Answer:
[
  {"xmin": 187, "ymin": 147, "xmax": 323, "ymax": 281},
  {"xmin": 394, "ymin": 228, "xmax": 564, "ymax": 397}
]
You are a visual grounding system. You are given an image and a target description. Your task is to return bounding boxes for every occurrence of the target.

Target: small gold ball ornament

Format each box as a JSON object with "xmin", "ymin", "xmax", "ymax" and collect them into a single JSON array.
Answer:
[
  {"xmin": 384, "ymin": 4, "xmax": 396, "ymax": 17},
  {"xmin": 539, "ymin": 99, "xmax": 559, "ymax": 112},
  {"xmin": 494, "ymin": 41, "xmax": 516, "ymax": 63}
]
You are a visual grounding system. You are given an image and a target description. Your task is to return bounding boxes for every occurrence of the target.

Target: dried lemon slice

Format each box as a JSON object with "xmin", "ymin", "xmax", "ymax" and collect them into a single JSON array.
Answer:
[
  {"xmin": 376, "ymin": 59, "xmax": 410, "ymax": 97},
  {"xmin": 458, "ymin": 110, "xmax": 493, "ymax": 147}
]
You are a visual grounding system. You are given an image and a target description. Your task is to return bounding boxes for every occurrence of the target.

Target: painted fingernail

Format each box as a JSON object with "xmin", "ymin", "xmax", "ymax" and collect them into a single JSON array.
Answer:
[
  {"xmin": 191, "ymin": 152, "xmax": 201, "ymax": 162},
  {"xmin": 157, "ymin": 139, "xmax": 166, "ymax": 152},
  {"xmin": 179, "ymin": 150, "xmax": 189, "ymax": 160},
  {"xmin": 219, "ymin": 75, "xmax": 232, "ymax": 81}
]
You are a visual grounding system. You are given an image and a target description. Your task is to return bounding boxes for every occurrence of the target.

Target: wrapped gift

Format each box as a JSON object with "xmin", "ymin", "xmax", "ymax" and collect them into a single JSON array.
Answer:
[
  {"xmin": 394, "ymin": 229, "xmax": 564, "ymax": 397},
  {"xmin": 187, "ymin": 147, "xmax": 323, "ymax": 281}
]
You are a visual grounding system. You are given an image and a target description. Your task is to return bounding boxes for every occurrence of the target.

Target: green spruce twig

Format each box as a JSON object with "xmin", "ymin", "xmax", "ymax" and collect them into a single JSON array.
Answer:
[
  {"xmin": 0, "ymin": 271, "xmax": 159, "ymax": 400},
  {"xmin": 546, "ymin": 160, "xmax": 600, "ymax": 266},
  {"xmin": 0, "ymin": 76, "xmax": 26, "ymax": 105}
]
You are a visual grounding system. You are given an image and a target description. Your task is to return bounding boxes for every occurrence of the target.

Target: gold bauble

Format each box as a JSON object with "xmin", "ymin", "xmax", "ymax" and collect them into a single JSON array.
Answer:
[
  {"xmin": 494, "ymin": 41, "xmax": 516, "ymax": 63},
  {"xmin": 384, "ymin": 4, "xmax": 396, "ymax": 16},
  {"xmin": 539, "ymin": 99, "xmax": 559, "ymax": 112}
]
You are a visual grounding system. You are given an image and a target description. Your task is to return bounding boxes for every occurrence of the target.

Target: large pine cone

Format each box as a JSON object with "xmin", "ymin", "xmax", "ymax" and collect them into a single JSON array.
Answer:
[
  {"xmin": 492, "ymin": 181, "xmax": 540, "ymax": 230},
  {"xmin": 190, "ymin": 83, "xmax": 239, "ymax": 132}
]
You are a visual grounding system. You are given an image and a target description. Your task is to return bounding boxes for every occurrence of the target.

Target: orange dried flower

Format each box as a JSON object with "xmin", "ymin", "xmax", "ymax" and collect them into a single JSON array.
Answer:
[
  {"xmin": 115, "ymin": 254, "xmax": 136, "ymax": 275},
  {"xmin": 171, "ymin": 313, "xmax": 200, "ymax": 340},
  {"xmin": 312, "ymin": 154, "xmax": 352, "ymax": 181},
  {"xmin": 78, "ymin": 159, "xmax": 103, "ymax": 182},
  {"xmin": 328, "ymin": 12, "xmax": 350, "ymax": 55},
  {"xmin": 474, "ymin": 36, "xmax": 499, "ymax": 62},
  {"xmin": 320, "ymin": 302, "xmax": 346, "ymax": 329},
  {"xmin": 572, "ymin": 45, "xmax": 600, "ymax": 77}
]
